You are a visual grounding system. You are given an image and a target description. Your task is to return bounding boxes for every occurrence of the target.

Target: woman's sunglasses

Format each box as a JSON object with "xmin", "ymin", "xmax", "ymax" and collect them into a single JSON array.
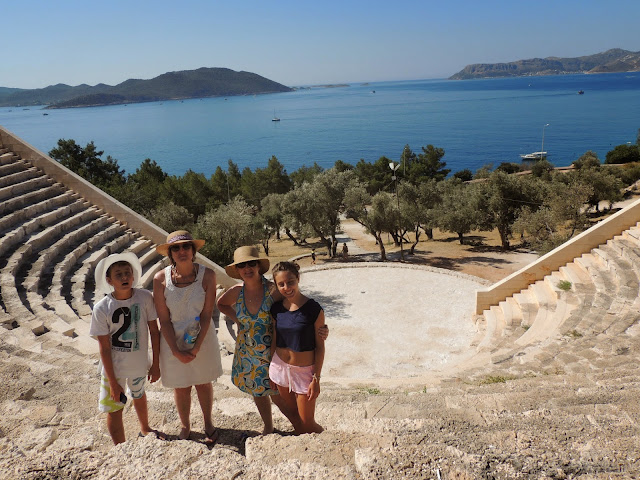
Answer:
[
  {"xmin": 236, "ymin": 260, "xmax": 258, "ymax": 269},
  {"xmin": 170, "ymin": 243, "xmax": 193, "ymax": 252}
]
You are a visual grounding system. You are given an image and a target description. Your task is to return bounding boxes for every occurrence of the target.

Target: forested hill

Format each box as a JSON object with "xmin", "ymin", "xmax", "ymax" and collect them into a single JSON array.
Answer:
[
  {"xmin": 449, "ymin": 48, "xmax": 640, "ymax": 80},
  {"xmin": 0, "ymin": 68, "xmax": 292, "ymax": 108}
]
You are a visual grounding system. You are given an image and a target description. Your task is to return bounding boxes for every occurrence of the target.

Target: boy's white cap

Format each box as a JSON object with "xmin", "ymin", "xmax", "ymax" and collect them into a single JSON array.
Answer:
[{"xmin": 94, "ymin": 252, "xmax": 143, "ymax": 296}]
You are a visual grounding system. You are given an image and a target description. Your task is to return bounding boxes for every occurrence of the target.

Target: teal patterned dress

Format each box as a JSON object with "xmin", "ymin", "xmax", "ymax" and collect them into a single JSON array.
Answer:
[{"xmin": 231, "ymin": 276, "xmax": 277, "ymax": 396}]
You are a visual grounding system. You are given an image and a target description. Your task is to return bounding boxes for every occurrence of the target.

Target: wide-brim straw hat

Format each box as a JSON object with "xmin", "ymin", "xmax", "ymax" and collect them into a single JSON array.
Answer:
[
  {"xmin": 156, "ymin": 230, "xmax": 205, "ymax": 256},
  {"xmin": 94, "ymin": 251, "xmax": 143, "ymax": 296},
  {"xmin": 225, "ymin": 246, "xmax": 270, "ymax": 279}
]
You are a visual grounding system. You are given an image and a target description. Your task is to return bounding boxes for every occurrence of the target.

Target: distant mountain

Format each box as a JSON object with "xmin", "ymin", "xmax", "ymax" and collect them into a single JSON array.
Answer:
[
  {"xmin": 449, "ymin": 48, "xmax": 640, "ymax": 80},
  {"xmin": 0, "ymin": 68, "xmax": 292, "ymax": 108}
]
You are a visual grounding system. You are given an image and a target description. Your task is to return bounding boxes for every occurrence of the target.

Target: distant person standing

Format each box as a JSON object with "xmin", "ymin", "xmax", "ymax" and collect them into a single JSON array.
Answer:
[
  {"xmin": 311, "ymin": 249, "xmax": 316, "ymax": 265},
  {"xmin": 342, "ymin": 243, "xmax": 349, "ymax": 260}
]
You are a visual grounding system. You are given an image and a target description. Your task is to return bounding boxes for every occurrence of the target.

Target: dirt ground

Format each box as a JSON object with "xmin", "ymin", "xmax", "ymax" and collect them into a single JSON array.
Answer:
[{"xmin": 266, "ymin": 220, "xmax": 539, "ymax": 283}]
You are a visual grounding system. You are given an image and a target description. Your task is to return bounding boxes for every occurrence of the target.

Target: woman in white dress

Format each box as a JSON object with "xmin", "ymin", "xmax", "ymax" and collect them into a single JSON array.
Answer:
[{"xmin": 153, "ymin": 230, "xmax": 223, "ymax": 442}]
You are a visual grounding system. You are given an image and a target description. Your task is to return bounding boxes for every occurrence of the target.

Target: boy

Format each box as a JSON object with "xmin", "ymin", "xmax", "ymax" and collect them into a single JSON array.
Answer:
[{"xmin": 89, "ymin": 251, "xmax": 164, "ymax": 444}]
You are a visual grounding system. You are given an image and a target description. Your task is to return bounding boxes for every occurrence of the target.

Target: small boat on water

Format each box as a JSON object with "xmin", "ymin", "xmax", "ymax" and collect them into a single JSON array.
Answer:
[
  {"xmin": 578, "ymin": 90, "xmax": 584, "ymax": 95},
  {"xmin": 272, "ymin": 110, "xmax": 280, "ymax": 122},
  {"xmin": 520, "ymin": 151, "xmax": 547, "ymax": 160}
]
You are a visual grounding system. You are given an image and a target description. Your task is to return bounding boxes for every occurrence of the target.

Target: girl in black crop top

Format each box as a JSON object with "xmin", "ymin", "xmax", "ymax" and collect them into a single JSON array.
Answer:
[{"xmin": 269, "ymin": 261, "xmax": 325, "ymax": 434}]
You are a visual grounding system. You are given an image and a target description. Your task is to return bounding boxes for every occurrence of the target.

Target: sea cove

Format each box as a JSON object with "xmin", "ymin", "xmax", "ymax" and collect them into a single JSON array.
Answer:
[{"xmin": 1, "ymin": 72, "xmax": 639, "ymax": 176}]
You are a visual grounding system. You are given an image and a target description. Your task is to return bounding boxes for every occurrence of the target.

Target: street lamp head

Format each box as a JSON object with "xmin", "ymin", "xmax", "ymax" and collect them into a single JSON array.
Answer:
[{"xmin": 389, "ymin": 162, "xmax": 400, "ymax": 172}]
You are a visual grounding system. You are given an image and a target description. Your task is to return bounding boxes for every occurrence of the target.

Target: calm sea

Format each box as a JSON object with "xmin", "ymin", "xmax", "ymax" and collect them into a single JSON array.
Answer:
[{"xmin": 1, "ymin": 72, "xmax": 639, "ymax": 177}]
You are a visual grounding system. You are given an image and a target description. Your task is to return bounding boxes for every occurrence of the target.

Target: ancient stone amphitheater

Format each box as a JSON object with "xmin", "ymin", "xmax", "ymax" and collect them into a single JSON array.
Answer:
[{"xmin": 1, "ymin": 126, "xmax": 639, "ymax": 479}]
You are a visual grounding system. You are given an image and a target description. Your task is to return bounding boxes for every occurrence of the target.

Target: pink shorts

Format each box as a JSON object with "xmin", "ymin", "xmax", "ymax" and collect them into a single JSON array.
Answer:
[{"xmin": 269, "ymin": 351, "xmax": 314, "ymax": 395}]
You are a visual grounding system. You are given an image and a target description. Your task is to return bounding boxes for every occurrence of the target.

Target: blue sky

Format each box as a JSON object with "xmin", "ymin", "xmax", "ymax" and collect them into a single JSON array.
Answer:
[{"xmin": 4, "ymin": 0, "xmax": 639, "ymax": 89}]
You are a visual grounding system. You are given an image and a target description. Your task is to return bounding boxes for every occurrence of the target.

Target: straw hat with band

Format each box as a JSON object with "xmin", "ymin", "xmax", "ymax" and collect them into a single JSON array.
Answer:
[
  {"xmin": 156, "ymin": 230, "xmax": 205, "ymax": 257},
  {"xmin": 94, "ymin": 251, "xmax": 143, "ymax": 296},
  {"xmin": 225, "ymin": 246, "xmax": 270, "ymax": 279}
]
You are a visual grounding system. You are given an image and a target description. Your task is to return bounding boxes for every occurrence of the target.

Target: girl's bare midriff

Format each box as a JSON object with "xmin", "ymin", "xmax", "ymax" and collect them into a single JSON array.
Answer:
[{"xmin": 275, "ymin": 347, "xmax": 315, "ymax": 367}]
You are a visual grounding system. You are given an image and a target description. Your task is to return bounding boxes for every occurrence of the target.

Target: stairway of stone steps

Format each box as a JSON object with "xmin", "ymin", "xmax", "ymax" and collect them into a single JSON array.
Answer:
[
  {"xmin": 0, "ymin": 145, "xmax": 165, "ymax": 356},
  {"xmin": 468, "ymin": 223, "xmax": 640, "ymax": 386}
]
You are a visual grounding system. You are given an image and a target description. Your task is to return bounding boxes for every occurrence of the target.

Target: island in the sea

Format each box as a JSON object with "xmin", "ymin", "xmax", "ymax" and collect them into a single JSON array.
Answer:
[
  {"xmin": 0, "ymin": 67, "xmax": 292, "ymax": 108},
  {"xmin": 450, "ymin": 48, "xmax": 640, "ymax": 80}
]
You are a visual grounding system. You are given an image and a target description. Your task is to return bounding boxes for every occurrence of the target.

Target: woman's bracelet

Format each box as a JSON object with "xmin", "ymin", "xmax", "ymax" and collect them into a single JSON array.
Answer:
[{"xmin": 312, "ymin": 373, "xmax": 320, "ymax": 382}]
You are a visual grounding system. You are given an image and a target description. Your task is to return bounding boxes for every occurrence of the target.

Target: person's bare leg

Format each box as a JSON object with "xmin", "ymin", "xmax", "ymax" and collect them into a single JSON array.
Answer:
[
  {"xmin": 107, "ymin": 409, "xmax": 126, "ymax": 445},
  {"xmin": 296, "ymin": 394, "xmax": 323, "ymax": 434},
  {"xmin": 133, "ymin": 394, "xmax": 166, "ymax": 439},
  {"xmin": 174, "ymin": 386, "xmax": 192, "ymax": 439},
  {"xmin": 194, "ymin": 382, "xmax": 216, "ymax": 442},
  {"xmin": 273, "ymin": 385, "xmax": 303, "ymax": 434},
  {"xmin": 253, "ymin": 395, "xmax": 274, "ymax": 435}
]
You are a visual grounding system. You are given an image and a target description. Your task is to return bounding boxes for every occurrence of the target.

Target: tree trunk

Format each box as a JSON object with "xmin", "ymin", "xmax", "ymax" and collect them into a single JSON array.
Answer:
[
  {"xmin": 390, "ymin": 231, "xmax": 400, "ymax": 246},
  {"xmin": 284, "ymin": 228, "xmax": 299, "ymax": 246},
  {"xmin": 458, "ymin": 232, "xmax": 464, "ymax": 244},
  {"xmin": 498, "ymin": 226, "xmax": 510, "ymax": 249},
  {"xmin": 410, "ymin": 226, "xmax": 421, "ymax": 255},
  {"xmin": 276, "ymin": 228, "xmax": 281, "ymax": 240},
  {"xmin": 425, "ymin": 228, "xmax": 433, "ymax": 240},
  {"xmin": 375, "ymin": 233, "xmax": 387, "ymax": 261},
  {"xmin": 262, "ymin": 238, "xmax": 270, "ymax": 255}
]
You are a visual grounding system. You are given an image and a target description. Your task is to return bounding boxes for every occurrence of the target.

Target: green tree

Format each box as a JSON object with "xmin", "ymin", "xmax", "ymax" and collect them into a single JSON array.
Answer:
[
  {"xmin": 333, "ymin": 159, "xmax": 354, "ymax": 172},
  {"xmin": 530, "ymin": 159, "xmax": 555, "ymax": 179},
  {"xmin": 148, "ymin": 201, "xmax": 194, "ymax": 233},
  {"xmin": 123, "ymin": 158, "xmax": 169, "ymax": 214},
  {"xmin": 514, "ymin": 179, "xmax": 592, "ymax": 252},
  {"xmin": 164, "ymin": 170, "xmax": 213, "ymax": 221},
  {"xmin": 478, "ymin": 172, "xmax": 544, "ymax": 249},
  {"xmin": 496, "ymin": 162, "xmax": 521, "ymax": 174},
  {"xmin": 242, "ymin": 156, "xmax": 292, "ymax": 206},
  {"xmin": 49, "ymin": 139, "xmax": 125, "ymax": 191},
  {"xmin": 407, "ymin": 145, "xmax": 450, "ymax": 183},
  {"xmin": 572, "ymin": 150, "xmax": 601, "ymax": 170},
  {"xmin": 605, "ymin": 144, "xmax": 640, "ymax": 164},
  {"xmin": 453, "ymin": 169, "xmax": 473, "ymax": 182},
  {"xmin": 436, "ymin": 179, "xmax": 482, "ymax": 244},
  {"xmin": 344, "ymin": 186, "xmax": 396, "ymax": 261},
  {"xmin": 353, "ymin": 156, "xmax": 394, "ymax": 195},
  {"xmin": 281, "ymin": 169, "xmax": 355, "ymax": 256},
  {"xmin": 195, "ymin": 197, "xmax": 259, "ymax": 266},
  {"xmin": 290, "ymin": 163, "xmax": 324, "ymax": 187}
]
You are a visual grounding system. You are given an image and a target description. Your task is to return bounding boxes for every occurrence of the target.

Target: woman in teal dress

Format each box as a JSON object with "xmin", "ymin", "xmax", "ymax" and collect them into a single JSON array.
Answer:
[{"xmin": 218, "ymin": 246, "xmax": 327, "ymax": 435}]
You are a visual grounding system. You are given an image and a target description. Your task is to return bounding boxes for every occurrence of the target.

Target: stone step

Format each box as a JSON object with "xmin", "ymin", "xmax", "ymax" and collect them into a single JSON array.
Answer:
[
  {"xmin": 0, "ymin": 174, "xmax": 52, "ymax": 202},
  {"xmin": 0, "ymin": 166, "xmax": 41, "ymax": 189},
  {"xmin": 0, "ymin": 182, "xmax": 66, "ymax": 218},
  {"xmin": 0, "ymin": 151, "xmax": 20, "ymax": 165},
  {"xmin": 0, "ymin": 158, "xmax": 29, "ymax": 177},
  {"xmin": 0, "ymin": 190, "xmax": 78, "ymax": 235},
  {"xmin": 512, "ymin": 288, "xmax": 538, "ymax": 327}
]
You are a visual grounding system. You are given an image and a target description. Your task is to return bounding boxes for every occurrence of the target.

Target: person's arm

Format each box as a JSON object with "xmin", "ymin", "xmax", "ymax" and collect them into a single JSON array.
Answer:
[
  {"xmin": 147, "ymin": 318, "xmax": 161, "ymax": 382},
  {"xmin": 97, "ymin": 335, "xmax": 124, "ymax": 402},
  {"xmin": 308, "ymin": 309, "xmax": 326, "ymax": 401},
  {"xmin": 191, "ymin": 268, "xmax": 217, "ymax": 356},
  {"xmin": 216, "ymin": 284, "xmax": 241, "ymax": 325},
  {"xmin": 153, "ymin": 270, "xmax": 194, "ymax": 364}
]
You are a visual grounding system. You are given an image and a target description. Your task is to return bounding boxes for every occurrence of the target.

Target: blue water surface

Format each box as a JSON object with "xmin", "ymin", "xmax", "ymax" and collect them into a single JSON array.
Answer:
[{"xmin": 0, "ymin": 73, "xmax": 638, "ymax": 176}]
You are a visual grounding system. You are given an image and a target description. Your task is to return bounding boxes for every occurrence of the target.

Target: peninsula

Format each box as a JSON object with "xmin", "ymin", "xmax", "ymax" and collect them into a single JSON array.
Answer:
[
  {"xmin": 0, "ymin": 67, "xmax": 292, "ymax": 108},
  {"xmin": 450, "ymin": 48, "xmax": 640, "ymax": 80}
]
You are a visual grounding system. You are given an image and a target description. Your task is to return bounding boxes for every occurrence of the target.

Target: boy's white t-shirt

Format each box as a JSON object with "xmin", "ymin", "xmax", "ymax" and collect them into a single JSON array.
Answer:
[{"xmin": 90, "ymin": 289, "xmax": 157, "ymax": 378}]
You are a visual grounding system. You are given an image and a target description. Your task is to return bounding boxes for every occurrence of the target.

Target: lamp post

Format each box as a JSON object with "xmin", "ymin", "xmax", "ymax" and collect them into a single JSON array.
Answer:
[
  {"xmin": 389, "ymin": 161, "xmax": 404, "ymax": 261},
  {"xmin": 541, "ymin": 123, "xmax": 550, "ymax": 160}
]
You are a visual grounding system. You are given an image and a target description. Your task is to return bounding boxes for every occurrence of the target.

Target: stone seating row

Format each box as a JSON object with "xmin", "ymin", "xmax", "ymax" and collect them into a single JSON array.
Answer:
[
  {"xmin": 471, "ymin": 223, "xmax": 640, "ymax": 378},
  {"xmin": 0, "ymin": 146, "xmax": 163, "ymax": 354}
]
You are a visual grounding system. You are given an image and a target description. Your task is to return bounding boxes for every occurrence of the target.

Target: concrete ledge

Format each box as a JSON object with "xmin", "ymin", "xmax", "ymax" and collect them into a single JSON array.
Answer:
[
  {"xmin": 0, "ymin": 126, "xmax": 234, "ymax": 287},
  {"xmin": 476, "ymin": 197, "xmax": 640, "ymax": 314}
]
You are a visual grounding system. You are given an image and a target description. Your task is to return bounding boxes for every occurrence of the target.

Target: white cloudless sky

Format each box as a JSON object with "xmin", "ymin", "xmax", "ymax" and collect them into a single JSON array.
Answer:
[{"xmin": 3, "ymin": 0, "xmax": 639, "ymax": 89}]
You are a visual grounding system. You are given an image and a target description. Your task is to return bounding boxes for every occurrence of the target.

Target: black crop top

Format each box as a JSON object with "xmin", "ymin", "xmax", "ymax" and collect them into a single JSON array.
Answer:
[{"xmin": 271, "ymin": 299, "xmax": 322, "ymax": 352}]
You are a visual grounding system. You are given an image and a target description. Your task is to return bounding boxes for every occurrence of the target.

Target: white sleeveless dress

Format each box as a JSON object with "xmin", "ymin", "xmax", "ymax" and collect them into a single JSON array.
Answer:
[{"xmin": 159, "ymin": 264, "xmax": 223, "ymax": 388}]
